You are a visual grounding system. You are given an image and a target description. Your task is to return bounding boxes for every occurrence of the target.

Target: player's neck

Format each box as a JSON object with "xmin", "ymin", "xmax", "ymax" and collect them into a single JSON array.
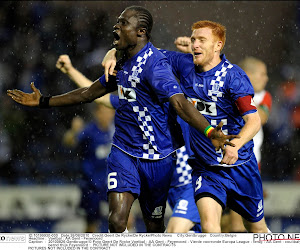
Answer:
[
  {"xmin": 126, "ymin": 40, "xmax": 148, "ymax": 59},
  {"xmin": 196, "ymin": 56, "xmax": 222, "ymax": 73}
]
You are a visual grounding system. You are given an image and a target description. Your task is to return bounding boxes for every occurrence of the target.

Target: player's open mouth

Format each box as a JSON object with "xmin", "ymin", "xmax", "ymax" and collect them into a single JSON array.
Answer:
[
  {"xmin": 194, "ymin": 52, "xmax": 202, "ymax": 57},
  {"xmin": 113, "ymin": 32, "xmax": 120, "ymax": 45}
]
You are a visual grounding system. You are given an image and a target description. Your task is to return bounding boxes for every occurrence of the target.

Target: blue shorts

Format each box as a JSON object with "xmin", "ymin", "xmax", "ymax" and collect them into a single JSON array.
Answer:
[
  {"xmin": 79, "ymin": 177, "xmax": 107, "ymax": 222},
  {"xmin": 191, "ymin": 155, "xmax": 264, "ymax": 223},
  {"xmin": 107, "ymin": 146, "xmax": 175, "ymax": 221},
  {"xmin": 168, "ymin": 183, "xmax": 202, "ymax": 233}
]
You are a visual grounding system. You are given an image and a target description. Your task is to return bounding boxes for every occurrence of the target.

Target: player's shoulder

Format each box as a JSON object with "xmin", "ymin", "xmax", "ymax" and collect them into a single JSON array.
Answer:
[
  {"xmin": 219, "ymin": 58, "xmax": 253, "ymax": 92},
  {"xmin": 225, "ymin": 62, "xmax": 252, "ymax": 86},
  {"xmin": 148, "ymin": 43, "xmax": 163, "ymax": 56},
  {"xmin": 219, "ymin": 55, "xmax": 247, "ymax": 77},
  {"xmin": 228, "ymin": 62, "xmax": 248, "ymax": 78},
  {"xmin": 159, "ymin": 49, "xmax": 194, "ymax": 76},
  {"xmin": 142, "ymin": 43, "xmax": 167, "ymax": 65},
  {"xmin": 151, "ymin": 43, "xmax": 192, "ymax": 62},
  {"xmin": 159, "ymin": 48, "xmax": 193, "ymax": 61}
]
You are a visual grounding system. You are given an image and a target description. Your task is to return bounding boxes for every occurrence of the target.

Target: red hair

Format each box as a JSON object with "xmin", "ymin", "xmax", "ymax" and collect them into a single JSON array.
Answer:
[{"xmin": 191, "ymin": 20, "xmax": 226, "ymax": 51}]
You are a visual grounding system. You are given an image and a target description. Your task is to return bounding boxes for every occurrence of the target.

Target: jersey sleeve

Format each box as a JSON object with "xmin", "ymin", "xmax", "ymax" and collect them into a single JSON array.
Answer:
[
  {"xmin": 144, "ymin": 58, "xmax": 183, "ymax": 102},
  {"xmin": 228, "ymin": 73, "xmax": 257, "ymax": 116},
  {"xmin": 159, "ymin": 50, "xmax": 187, "ymax": 78},
  {"xmin": 109, "ymin": 94, "xmax": 120, "ymax": 110},
  {"xmin": 99, "ymin": 74, "xmax": 118, "ymax": 92}
]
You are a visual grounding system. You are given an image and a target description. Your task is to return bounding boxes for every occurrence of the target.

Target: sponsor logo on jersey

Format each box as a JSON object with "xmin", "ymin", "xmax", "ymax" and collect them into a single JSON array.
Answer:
[
  {"xmin": 118, "ymin": 85, "xmax": 136, "ymax": 102},
  {"xmin": 187, "ymin": 97, "xmax": 217, "ymax": 116},
  {"xmin": 152, "ymin": 206, "xmax": 163, "ymax": 218}
]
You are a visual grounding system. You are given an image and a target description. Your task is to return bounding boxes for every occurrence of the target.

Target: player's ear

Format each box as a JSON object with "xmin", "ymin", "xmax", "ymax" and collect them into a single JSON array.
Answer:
[
  {"xmin": 137, "ymin": 28, "xmax": 146, "ymax": 37},
  {"xmin": 214, "ymin": 40, "xmax": 223, "ymax": 52}
]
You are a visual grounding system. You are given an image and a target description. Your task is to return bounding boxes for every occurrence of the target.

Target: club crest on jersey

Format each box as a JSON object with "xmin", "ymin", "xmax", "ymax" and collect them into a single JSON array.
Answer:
[
  {"xmin": 118, "ymin": 85, "xmax": 136, "ymax": 102},
  {"xmin": 187, "ymin": 97, "xmax": 217, "ymax": 116}
]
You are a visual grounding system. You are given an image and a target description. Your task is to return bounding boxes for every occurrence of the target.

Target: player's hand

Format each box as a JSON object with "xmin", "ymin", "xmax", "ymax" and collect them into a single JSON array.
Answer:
[
  {"xmin": 220, "ymin": 145, "xmax": 239, "ymax": 165},
  {"xmin": 7, "ymin": 82, "xmax": 42, "ymax": 107},
  {"xmin": 174, "ymin": 36, "xmax": 192, "ymax": 54},
  {"xmin": 102, "ymin": 48, "xmax": 117, "ymax": 82},
  {"xmin": 56, "ymin": 54, "xmax": 73, "ymax": 74},
  {"xmin": 71, "ymin": 116, "xmax": 84, "ymax": 134},
  {"xmin": 210, "ymin": 121, "xmax": 240, "ymax": 151}
]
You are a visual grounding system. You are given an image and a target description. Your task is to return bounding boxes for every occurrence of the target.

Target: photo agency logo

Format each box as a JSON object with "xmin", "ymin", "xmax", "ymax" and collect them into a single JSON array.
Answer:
[
  {"xmin": 0, "ymin": 235, "xmax": 26, "ymax": 243},
  {"xmin": 253, "ymin": 233, "xmax": 300, "ymax": 243}
]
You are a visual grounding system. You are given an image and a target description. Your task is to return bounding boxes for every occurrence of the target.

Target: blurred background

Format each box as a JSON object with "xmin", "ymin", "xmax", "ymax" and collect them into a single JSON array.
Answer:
[{"xmin": 0, "ymin": 1, "xmax": 300, "ymax": 233}]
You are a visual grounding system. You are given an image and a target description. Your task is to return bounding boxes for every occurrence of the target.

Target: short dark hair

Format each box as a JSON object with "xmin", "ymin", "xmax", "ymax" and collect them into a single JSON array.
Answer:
[{"xmin": 125, "ymin": 6, "xmax": 153, "ymax": 40}]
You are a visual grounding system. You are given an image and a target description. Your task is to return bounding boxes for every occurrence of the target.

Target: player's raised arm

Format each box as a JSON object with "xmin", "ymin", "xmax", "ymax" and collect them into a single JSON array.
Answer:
[
  {"xmin": 56, "ymin": 54, "xmax": 94, "ymax": 88},
  {"xmin": 56, "ymin": 55, "xmax": 114, "ymax": 108}
]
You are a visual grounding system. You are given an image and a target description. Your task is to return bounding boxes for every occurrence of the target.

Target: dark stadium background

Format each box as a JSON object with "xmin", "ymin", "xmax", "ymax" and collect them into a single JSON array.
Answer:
[{"xmin": 0, "ymin": 1, "xmax": 300, "ymax": 233}]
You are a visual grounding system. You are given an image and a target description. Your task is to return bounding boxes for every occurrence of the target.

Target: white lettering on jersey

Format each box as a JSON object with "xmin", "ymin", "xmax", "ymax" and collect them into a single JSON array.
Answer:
[
  {"xmin": 118, "ymin": 85, "xmax": 136, "ymax": 102},
  {"xmin": 256, "ymin": 199, "xmax": 264, "ymax": 217},
  {"xmin": 257, "ymin": 200, "xmax": 263, "ymax": 212},
  {"xmin": 187, "ymin": 97, "xmax": 217, "ymax": 116}
]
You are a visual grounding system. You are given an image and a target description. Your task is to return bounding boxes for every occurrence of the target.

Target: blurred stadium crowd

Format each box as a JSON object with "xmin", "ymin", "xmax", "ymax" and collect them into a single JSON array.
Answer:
[
  {"xmin": 0, "ymin": 2, "xmax": 113, "ymax": 185},
  {"xmin": 0, "ymin": 1, "xmax": 300, "ymax": 185}
]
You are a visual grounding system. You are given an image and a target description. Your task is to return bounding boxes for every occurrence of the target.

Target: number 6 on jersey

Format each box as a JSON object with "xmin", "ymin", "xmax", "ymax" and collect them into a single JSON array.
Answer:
[{"xmin": 108, "ymin": 172, "xmax": 118, "ymax": 189}]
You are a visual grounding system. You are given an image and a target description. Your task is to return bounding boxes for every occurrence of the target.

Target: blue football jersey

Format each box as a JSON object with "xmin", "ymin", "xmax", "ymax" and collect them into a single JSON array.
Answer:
[
  {"xmin": 77, "ymin": 122, "xmax": 114, "ymax": 190},
  {"xmin": 160, "ymin": 50, "xmax": 257, "ymax": 167},
  {"xmin": 100, "ymin": 42, "xmax": 184, "ymax": 160},
  {"xmin": 111, "ymin": 94, "xmax": 193, "ymax": 188}
]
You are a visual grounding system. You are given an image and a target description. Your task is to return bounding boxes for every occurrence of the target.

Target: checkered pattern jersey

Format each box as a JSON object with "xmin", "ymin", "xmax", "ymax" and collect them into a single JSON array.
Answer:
[
  {"xmin": 159, "ymin": 51, "xmax": 256, "ymax": 166},
  {"xmin": 99, "ymin": 43, "xmax": 184, "ymax": 160}
]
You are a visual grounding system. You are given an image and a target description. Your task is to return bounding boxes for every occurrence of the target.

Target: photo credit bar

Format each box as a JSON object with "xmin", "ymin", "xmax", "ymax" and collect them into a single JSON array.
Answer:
[{"xmin": 253, "ymin": 233, "xmax": 300, "ymax": 242}]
